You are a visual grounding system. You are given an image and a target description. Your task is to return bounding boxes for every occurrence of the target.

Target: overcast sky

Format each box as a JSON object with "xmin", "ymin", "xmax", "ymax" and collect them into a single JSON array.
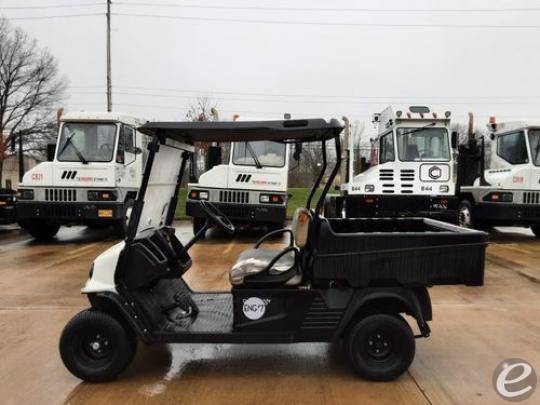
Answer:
[{"xmin": 2, "ymin": 0, "xmax": 540, "ymax": 137}]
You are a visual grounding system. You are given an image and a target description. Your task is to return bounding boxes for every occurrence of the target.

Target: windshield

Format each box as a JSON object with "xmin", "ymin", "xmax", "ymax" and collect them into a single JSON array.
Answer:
[
  {"xmin": 528, "ymin": 129, "xmax": 540, "ymax": 166},
  {"xmin": 396, "ymin": 127, "xmax": 450, "ymax": 162},
  {"xmin": 232, "ymin": 141, "xmax": 286, "ymax": 167},
  {"xmin": 57, "ymin": 122, "xmax": 117, "ymax": 163}
]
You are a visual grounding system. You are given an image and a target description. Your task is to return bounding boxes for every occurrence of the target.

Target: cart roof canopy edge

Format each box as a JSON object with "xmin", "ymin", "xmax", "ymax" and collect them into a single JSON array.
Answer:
[{"xmin": 137, "ymin": 118, "xmax": 343, "ymax": 144}]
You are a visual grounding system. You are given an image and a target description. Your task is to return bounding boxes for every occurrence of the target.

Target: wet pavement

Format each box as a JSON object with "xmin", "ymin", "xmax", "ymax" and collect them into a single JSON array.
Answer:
[{"xmin": 0, "ymin": 223, "xmax": 539, "ymax": 404}]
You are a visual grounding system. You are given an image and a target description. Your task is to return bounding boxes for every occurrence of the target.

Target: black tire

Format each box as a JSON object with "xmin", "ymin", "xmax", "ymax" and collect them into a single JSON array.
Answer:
[
  {"xmin": 113, "ymin": 199, "xmax": 134, "ymax": 238},
  {"xmin": 59, "ymin": 309, "xmax": 138, "ymax": 382},
  {"xmin": 531, "ymin": 225, "xmax": 540, "ymax": 238},
  {"xmin": 19, "ymin": 220, "xmax": 60, "ymax": 240},
  {"xmin": 267, "ymin": 222, "xmax": 285, "ymax": 232},
  {"xmin": 346, "ymin": 314, "xmax": 415, "ymax": 381},
  {"xmin": 192, "ymin": 217, "xmax": 206, "ymax": 237}
]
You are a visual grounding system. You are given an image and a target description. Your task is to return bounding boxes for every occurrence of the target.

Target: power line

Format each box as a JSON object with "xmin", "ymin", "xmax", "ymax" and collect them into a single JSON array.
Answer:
[
  {"xmin": 108, "ymin": 85, "xmax": 540, "ymax": 100},
  {"xmin": 116, "ymin": 2, "xmax": 540, "ymax": 13},
  {"xmin": 69, "ymin": 90, "xmax": 540, "ymax": 105},
  {"xmin": 6, "ymin": 13, "xmax": 103, "ymax": 21},
  {"xmin": 1, "ymin": 2, "xmax": 102, "ymax": 9},
  {"xmin": 112, "ymin": 12, "xmax": 540, "ymax": 29}
]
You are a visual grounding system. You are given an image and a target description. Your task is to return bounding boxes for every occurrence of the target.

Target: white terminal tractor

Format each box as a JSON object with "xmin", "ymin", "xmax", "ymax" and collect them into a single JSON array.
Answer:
[
  {"xmin": 16, "ymin": 111, "xmax": 150, "ymax": 240},
  {"xmin": 186, "ymin": 115, "xmax": 298, "ymax": 234},
  {"xmin": 458, "ymin": 115, "xmax": 540, "ymax": 236},
  {"xmin": 331, "ymin": 106, "xmax": 459, "ymax": 222}
]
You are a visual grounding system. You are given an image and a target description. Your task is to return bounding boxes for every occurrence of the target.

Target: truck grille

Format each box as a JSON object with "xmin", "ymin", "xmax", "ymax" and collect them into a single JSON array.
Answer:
[
  {"xmin": 400, "ymin": 169, "xmax": 415, "ymax": 181},
  {"xmin": 379, "ymin": 169, "xmax": 394, "ymax": 181},
  {"xmin": 219, "ymin": 190, "xmax": 249, "ymax": 204},
  {"xmin": 523, "ymin": 192, "xmax": 540, "ymax": 204},
  {"xmin": 45, "ymin": 188, "xmax": 77, "ymax": 202}
]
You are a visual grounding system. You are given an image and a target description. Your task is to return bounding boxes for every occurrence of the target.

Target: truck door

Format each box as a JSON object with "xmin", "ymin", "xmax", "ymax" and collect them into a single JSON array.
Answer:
[
  {"xmin": 494, "ymin": 131, "xmax": 530, "ymax": 188},
  {"xmin": 527, "ymin": 129, "xmax": 540, "ymax": 189},
  {"xmin": 117, "ymin": 125, "xmax": 139, "ymax": 189}
]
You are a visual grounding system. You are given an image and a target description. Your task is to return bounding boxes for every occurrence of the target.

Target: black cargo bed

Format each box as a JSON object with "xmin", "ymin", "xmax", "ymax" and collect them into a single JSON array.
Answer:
[{"xmin": 311, "ymin": 217, "xmax": 487, "ymax": 287}]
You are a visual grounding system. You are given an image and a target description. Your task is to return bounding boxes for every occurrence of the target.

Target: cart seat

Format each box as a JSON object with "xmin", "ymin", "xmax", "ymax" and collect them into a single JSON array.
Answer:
[
  {"xmin": 230, "ymin": 248, "xmax": 300, "ymax": 285},
  {"xmin": 229, "ymin": 207, "xmax": 311, "ymax": 286}
]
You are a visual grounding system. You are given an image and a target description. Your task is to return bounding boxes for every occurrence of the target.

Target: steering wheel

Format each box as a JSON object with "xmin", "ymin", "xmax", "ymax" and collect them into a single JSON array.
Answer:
[{"xmin": 199, "ymin": 201, "xmax": 235, "ymax": 235}]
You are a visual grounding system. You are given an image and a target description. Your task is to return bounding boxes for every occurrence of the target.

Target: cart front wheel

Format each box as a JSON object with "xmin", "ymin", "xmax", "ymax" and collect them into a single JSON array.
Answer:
[
  {"xmin": 346, "ymin": 314, "xmax": 415, "ymax": 381},
  {"xmin": 59, "ymin": 309, "xmax": 137, "ymax": 382}
]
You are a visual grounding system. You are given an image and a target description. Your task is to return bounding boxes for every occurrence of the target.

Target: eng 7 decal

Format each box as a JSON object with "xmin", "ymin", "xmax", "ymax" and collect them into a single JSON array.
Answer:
[{"xmin": 242, "ymin": 297, "xmax": 270, "ymax": 320}]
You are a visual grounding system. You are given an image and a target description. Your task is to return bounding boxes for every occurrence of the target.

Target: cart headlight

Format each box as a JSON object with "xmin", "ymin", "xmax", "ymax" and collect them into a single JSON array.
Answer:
[
  {"xmin": 260, "ymin": 194, "xmax": 284, "ymax": 204},
  {"xmin": 88, "ymin": 190, "xmax": 117, "ymax": 201},
  {"xmin": 439, "ymin": 185, "xmax": 449, "ymax": 193},
  {"xmin": 484, "ymin": 192, "xmax": 513, "ymax": 203},
  {"xmin": 189, "ymin": 190, "xmax": 209, "ymax": 200},
  {"xmin": 17, "ymin": 189, "xmax": 34, "ymax": 200},
  {"xmin": 365, "ymin": 184, "xmax": 375, "ymax": 192}
]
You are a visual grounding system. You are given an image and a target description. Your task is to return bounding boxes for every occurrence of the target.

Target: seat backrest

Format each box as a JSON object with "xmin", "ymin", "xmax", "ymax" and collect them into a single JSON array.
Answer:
[{"xmin": 290, "ymin": 207, "xmax": 311, "ymax": 248}]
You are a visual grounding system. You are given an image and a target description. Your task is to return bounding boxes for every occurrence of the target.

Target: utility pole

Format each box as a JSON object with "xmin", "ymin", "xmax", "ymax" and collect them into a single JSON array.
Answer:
[
  {"xmin": 106, "ymin": 0, "xmax": 112, "ymax": 112},
  {"xmin": 18, "ymin": 133, "xmax": 23, "ymax": 182}
]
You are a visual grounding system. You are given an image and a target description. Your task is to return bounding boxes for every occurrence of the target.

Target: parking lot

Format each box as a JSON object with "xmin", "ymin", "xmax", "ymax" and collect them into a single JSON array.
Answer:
[{"xmin": 0, "ymin": 222, "xmax": 539, "ymax": 404}]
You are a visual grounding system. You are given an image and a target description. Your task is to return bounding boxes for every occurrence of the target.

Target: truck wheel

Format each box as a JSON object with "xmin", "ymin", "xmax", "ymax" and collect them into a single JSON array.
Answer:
[
  {"xmin": 531, "ymin": 225, "xmax": 540, "ymax": 238},
  {"xmin": 193, "ymin": 217, "xmax": 206, "ymax": 237},
  {"xmin": 346, "ymin": 314, "xmax": 415, "ymax": 381},
  {"xmin": 267, "ymin": 222, "xmax": 285, "ymax": 232},
  {"xmin": 114, "ymin": 199, "xmax": 134, "ymax": 238},
  {"xmin": 59, "ymin": 309, "xmax": 137, "ymax": 382},
  {"xmin": 20, "ymin": 220, "xmax": 60, "ymax": 240}
]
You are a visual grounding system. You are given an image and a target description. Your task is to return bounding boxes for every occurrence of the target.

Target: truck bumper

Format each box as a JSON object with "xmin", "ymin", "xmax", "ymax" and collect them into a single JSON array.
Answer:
[
  {"xmin": 344, "ymin": 195, "xmax": 459, "ymax": 224},
  {"xmin": 473, "ymin": 202, "xmax": 540, "ymax": 226},
  {"xmin": 16, "ymin": 201, "xmax": 124, "ymax": 224},
  {"xmin": 0, "ymin": 205, "xmax": 16, "ymax": 224},
  {"xmin": 186, "ymin": 200, "xmax": 286, "ymax": 224}
]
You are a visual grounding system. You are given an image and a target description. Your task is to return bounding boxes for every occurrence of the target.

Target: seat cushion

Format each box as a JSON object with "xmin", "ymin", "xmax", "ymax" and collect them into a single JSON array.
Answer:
[{"xmin": 229, "ymin": 248, "xmax": 298, "ymax": 286}]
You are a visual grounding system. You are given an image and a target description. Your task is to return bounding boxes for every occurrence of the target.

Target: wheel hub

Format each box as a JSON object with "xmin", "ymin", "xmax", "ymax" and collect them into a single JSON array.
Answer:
[
  {"xmin": 367, "ymin": 332, "xmax": 392, "ymax": 359},
  {"xmin": 459, "ymin": 207, "xmax": 471, "ymax": 227}
]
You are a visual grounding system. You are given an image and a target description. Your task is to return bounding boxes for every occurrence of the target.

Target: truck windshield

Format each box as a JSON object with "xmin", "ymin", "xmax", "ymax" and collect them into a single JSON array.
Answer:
[
  {"xmin": 57, "ymin": 123, "xmax": 117, "ymax": 163},
  {"xmin": 232, "ymin": 141, "xmax": 286, "ymax": 167},
  {"xmin": 396, "ymin": 127, "xmax": 450, "ymax": 162},
  {"xmin": 528, "ymin": 129, "xmax": 540, "ymax": 166}
]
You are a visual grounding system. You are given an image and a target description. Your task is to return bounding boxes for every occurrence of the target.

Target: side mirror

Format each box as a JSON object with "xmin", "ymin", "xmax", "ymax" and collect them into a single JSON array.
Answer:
[
  {"xmin": 451, "ymin": 131, "xmax": 458, "ymax": 149},
  {"xmin": 46, "ymin": 143, "xmax": 56, "ymax": 161},
  {"xmin": 133, "ymin": 146, "xmax": 143, "ymax": 154},
  {"xmin": 293, "ymin": 142, "xmax": 302, "ymax": 161}
]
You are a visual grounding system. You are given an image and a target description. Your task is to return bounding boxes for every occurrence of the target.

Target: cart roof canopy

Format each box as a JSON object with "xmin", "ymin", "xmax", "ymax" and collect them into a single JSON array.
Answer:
[{"xmin": 138, "ymin": 119, "xmax": 343, "ymax": 143}]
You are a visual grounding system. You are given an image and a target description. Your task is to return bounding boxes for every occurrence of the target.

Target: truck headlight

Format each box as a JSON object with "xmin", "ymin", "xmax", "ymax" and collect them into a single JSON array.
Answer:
[
  {"xmin": 260, "ymin": 194, "xmax": 284, "ymax": 204},
  {"xmin": 439, "ymin": 185, "xmax": 449, "ymax": 193},
  {"xmin": 365, "ymin": 184, "xmax": 375, "ymax": 192},
  {"xmin": 189, "ymin": 190, "xmax": 209, "ymax": 200},
  {"xmin": 484, "ymin": 192, "xmax": 513, "ymax": 203},
  {"xmin": 17, "ymin": 189, "xmax": 34, "ymax": 200},
  {"xmin": 88, "ymin": 190, "xmax": 117, "ymax": 201}
]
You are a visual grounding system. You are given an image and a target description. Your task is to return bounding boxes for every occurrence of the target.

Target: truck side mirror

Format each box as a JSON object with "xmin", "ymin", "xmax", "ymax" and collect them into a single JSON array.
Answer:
[
  {"xmin": 293, "ymin": 142, "xmax": 302, "ymax": 161},
  {"xmin": 451, "ymin": 131, "xmax": 458, "ymax": 149},
  {"xmin": 47, "ymin": 143, "xmax": 56, "ymax": 161},
  {"xmin": 133, "ymin": 146, "xmax": 142, "ymax": 154}
]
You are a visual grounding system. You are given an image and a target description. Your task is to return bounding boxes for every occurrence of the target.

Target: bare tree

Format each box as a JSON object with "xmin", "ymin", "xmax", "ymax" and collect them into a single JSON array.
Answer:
[
  {"xmin": 0, "ymin": 17, "xmax": 65, "ymax": 184},
  {"xmin": 184, "ymin": 97, "xmax": 219, "ymax": 181}
]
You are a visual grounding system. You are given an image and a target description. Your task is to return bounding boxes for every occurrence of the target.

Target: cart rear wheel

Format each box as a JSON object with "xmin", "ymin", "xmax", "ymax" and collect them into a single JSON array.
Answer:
[
  {"xmin": 346, "ymin": 314, "xmax": 415, "ymax": 381},
  {"xmin": 59, "ymin": 309, "xmax": 137, "ymax": 382}
]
